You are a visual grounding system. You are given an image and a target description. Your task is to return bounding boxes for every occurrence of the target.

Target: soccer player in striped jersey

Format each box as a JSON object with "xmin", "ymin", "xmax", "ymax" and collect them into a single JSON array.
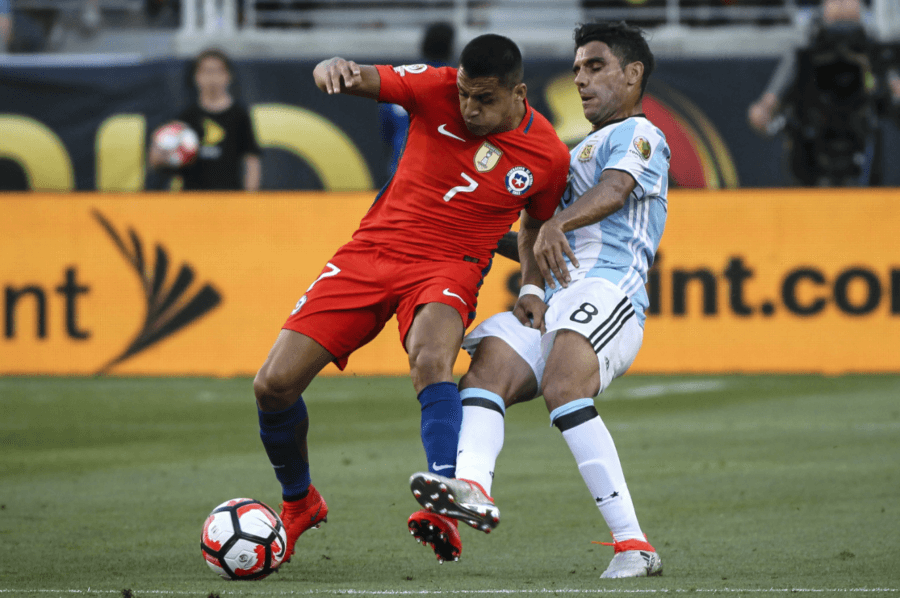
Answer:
[
  {"xmin": 409, "ymin": 21, "xmax": 668, "ymax": 578},
  {"xmin": 252, "ymin": 34, "xmax": 570, "ymax": 566}
]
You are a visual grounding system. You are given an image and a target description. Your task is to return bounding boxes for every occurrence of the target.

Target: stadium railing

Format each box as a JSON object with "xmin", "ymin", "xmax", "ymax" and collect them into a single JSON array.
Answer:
[{"xmin": 176, "ymin": 0, "xmax": 811, "ymax": 59}]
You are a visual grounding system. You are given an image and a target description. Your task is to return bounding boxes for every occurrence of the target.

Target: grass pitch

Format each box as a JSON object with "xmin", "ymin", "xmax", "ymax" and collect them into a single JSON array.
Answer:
[{"xmin": 1, "ymin": 374, "xmax": 898, "ymax": 597}]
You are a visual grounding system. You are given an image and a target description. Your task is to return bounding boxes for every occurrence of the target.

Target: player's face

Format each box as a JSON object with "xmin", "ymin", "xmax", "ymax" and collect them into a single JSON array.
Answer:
[
  {"xmin": 573, "ymin": 41, "xmax": 640, "ymax": 130},
  {"xmin": 457, "ymin": 68, "xmax": 526, "ymax": 136},
  {"xmin": 195, "ymin": 56, "xmax": 231, "ymax": 96}
]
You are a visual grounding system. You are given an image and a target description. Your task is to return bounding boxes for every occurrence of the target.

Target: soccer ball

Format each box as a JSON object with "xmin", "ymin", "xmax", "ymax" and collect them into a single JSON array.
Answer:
[
  {"xmin": 200, "ymin": 498, "xmax": 287, "ymax": 580},
  {"xmin": 152, "ymin": 121, "xmax": 199, "ymax": 168}
]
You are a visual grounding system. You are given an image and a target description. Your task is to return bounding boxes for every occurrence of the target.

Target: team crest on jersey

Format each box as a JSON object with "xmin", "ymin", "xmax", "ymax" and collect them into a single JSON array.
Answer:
[
  {"xmin": 474, "ymin": 141, "xmax": 503, "ymax": 173},
  {"xmin": 392, "ymin": 64, "xmax": 428, "ymax": 76},
  {"xmin": 505, "ymin": 166, "xmax": 534, "ymax": 195},
  {"xmin": 578, "ymin": 143, "xmax": 596, "ymax": 162},
  {"xmin": 632, "ymin": 137, "xmax": 652, "ymax": 161}
]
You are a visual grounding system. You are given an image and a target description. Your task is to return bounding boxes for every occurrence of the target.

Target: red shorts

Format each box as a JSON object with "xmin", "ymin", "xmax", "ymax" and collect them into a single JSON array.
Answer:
[{"xmin": 283, "ymin": 240, "xmax": 488, "ymax": 370}]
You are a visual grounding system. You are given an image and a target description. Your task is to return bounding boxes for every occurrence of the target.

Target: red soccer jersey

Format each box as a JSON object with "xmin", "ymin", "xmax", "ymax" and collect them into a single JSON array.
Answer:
[{"xmin": 352, "ymin": 64, "xmax": 570, "ymax": 265}]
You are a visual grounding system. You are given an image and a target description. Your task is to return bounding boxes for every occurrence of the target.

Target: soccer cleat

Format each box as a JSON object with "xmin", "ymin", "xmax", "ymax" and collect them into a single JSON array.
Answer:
[
  {"xmin": 407, "ymin": 510, "xmax": 461, "ymax": 563},
  {"xmin": 596, "ymin": 538, "xmax": 663, "ymax": 578},
  {"xmin": 279, "ymin": 484, "xmax": 328, "ymax": 563},
  {"xmin": 409, "ymin": 472, "xmax": 500, "ymax": 532}
]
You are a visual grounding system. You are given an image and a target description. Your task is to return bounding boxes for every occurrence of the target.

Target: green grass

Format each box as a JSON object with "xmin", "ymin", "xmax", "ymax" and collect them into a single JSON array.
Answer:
[{"xmin": 1, "ymin": 375, "xmax": 899, "ymax": 597}]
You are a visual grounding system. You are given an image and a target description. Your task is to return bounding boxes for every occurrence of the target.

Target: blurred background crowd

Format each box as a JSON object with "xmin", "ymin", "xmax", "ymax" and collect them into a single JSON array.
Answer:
[{"xmin": 1, "ymin": 0, "xmax": 900, "ymax": 190}]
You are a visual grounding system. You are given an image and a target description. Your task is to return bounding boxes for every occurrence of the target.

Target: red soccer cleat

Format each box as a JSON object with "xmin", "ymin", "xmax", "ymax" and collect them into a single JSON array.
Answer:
[
  {"xmin": 409, "ymin": 472, "xmax": 500, "ymax": 532},
  {"xmin": 279, "ymin": 485, "xmax": 328, "ymax": 563},
  {"xmin": 407, "ymin": 510, "xmax": 462, "ymax": 563}
]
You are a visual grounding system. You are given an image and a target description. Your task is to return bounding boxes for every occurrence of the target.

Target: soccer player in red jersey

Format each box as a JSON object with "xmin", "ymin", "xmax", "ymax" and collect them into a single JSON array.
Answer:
[{"xmin": 252, "ymin": 34, "xmax": 570, "ymax": 565}]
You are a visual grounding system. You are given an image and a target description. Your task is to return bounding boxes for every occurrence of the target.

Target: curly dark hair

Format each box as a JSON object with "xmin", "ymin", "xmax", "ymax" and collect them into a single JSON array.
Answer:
[{"xmin": 574, "ymin": 21, "xmax": 655, "ymax": 98}]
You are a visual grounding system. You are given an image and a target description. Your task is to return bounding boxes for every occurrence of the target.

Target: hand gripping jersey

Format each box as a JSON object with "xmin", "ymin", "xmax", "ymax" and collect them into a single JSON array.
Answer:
[
  {"xmin": 546, "ymin": 115, "xmax": 670, "ymax": 327},
  {"xmin": 353, "ymin": 64, "xmax": 570, "ymax": 265}
]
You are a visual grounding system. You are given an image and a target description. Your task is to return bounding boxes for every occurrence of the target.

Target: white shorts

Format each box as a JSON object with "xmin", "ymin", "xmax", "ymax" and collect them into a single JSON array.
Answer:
[{"xmin": 463, "ymin": 278, "xmax": 643, "ymax": 394}]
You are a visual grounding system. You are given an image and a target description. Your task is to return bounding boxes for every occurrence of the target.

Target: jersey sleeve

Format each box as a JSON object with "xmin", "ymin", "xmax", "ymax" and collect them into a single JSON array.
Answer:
[
  {"xmin": 602, "ymin": 120, "xmax": 670, "ymax": 200},
  {"xmin": 524, "ymin": 147, "xmax": 570, "ymax": 221},
  {"xmin": 376, "ymin": 64, "xmax": 451, "ymax": 114}
]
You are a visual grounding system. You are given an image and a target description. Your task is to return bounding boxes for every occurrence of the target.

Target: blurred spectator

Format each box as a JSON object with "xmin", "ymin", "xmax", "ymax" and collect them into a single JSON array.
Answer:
[
  {"xmin": 0, "ymin": 0, "xmax": 10, "ymax": 53},
  {"xmin": 149, "ymin": 48, "xmax": 262, "ymax": 191},
  {"xmin": 80, "ymin": 0, "xmax": 101, "ymax": 33},
  {"xmin": 747, "ymin": 0, "xmax": 900, "ymax": 185},
  {"xmin": 378, "ymin": 22, "xmax": 455, "ymax": 178},
  {"xmin": 3, "ymin": 1, "xmax": 48, "ymax": 53},
  {"xmin": 146, "ymin": 0, "xmax": 180, "ymax": 27}
]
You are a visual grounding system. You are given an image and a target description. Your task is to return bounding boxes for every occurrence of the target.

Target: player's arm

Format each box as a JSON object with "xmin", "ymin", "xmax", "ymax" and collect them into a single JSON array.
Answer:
[
  {"xmin": 535, "ymin": 169, "xmax": 636, "ymax": 289},
  {"xmin": 313, "ymin": 57, "xmax": 381, "ymax": 99},
  {"xmin": 495, "ymin": 231, "xmax": 520, "ymax": 262},
  {"xmin": 513, "ymin": 212, "xmax": 550, "ymax": 331},
  {"xmin": 243, "ymin": 154, "xmax": 261, "ymax": 191},
  {"xmin": 147, "ymin": 142, "xmax": 168, "ymax": 169}
]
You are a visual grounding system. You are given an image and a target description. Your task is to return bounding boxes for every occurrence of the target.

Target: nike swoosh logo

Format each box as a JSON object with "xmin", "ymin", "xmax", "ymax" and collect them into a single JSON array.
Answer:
[
  {"xmin": 432, "ymin": 462, "xmax": 454, "ymax": 471},
  {"xmin": 438, "ymin": 124, "xmax": 466, "ymax": 142},
  {"xmin": 309, "ymin": 504, "xmax": 323, "ymax": 523},
  {"xmin": 442, "ymin": 288, "xmax": 467, "ymax": 305}
]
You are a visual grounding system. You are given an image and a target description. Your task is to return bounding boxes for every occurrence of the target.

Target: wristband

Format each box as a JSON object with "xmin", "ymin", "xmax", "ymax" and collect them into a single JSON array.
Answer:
[{"xmin": 518, "ymin": 284, "xmax": 545, "ymax": 300}]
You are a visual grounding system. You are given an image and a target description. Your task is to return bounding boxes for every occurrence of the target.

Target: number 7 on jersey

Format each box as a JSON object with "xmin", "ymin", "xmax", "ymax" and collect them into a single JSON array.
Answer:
[{"xmin": 443, "ymin": 173, "xmax": 478, "ymax": 202}]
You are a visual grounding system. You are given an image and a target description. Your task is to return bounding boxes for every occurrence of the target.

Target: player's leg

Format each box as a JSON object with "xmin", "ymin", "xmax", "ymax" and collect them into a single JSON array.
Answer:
[
  {"xmin": 456, "ymin": 334, "xmax": 539, "ymax": 497},
  {"xmin": 409, "ymin": 312, "xmax": 540, "ymax": 546},
  {"xmin": 253, "ymin": 329, "xmax": 335, "ymax": 562},
  {"xmin": 254, "ymin": 243, "xmax": 392, "ymax": 563},
  {"xmin": 403, "ymin": 302, "xmax": 466, "ymax": 562},
  {"xmin": 405, "ymin": 301, "xmax": 466, "ymax": 476},
  {"xmin": 541, "ymin": 281, "xmax": 661, "ymax": 578}
]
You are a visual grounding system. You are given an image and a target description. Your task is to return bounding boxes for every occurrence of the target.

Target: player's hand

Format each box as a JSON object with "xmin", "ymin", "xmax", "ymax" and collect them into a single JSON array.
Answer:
[
  {"xmin": 534, "ymin": 220, "xmax": 579, "ymax": 289},
  {"xmin": 748, "ymin": 93, "xmax": 778, "ymax": 136},
  {"xmin": 889, "ymin": 77, "xmax": 900, "ymax": 102},
  {"xmin": 148, "ymin": 143, "xmax": 175, "ymax": 169},
  {"xmin": 317, "ymin": 57, "xmax": 363, "ymax": 95},
  {"xmin": 513, "ymin": 295, "xmax": 548, "ymax": 334}
]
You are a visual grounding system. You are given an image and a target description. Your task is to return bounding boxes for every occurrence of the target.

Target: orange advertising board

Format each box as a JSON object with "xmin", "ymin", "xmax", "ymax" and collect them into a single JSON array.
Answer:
[{"xmin": 1, "ymin": 190, "xmax": 898, "ymax": 376}]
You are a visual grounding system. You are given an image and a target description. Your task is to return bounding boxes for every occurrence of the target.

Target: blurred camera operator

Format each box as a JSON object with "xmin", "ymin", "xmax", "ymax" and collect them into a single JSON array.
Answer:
[{"xmin": 748, "ymin": 0, "xmax": 900, "ymax": 186}]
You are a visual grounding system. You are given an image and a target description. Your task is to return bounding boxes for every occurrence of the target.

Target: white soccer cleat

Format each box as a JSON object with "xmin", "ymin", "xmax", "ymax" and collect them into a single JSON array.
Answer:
[
  {"xmin": 409, "ymin": 471, "xmax": 500, "ymax": 532},
  {"xmin": 598, "ymin": 538, "xmax": 663, "ymax": 578}
]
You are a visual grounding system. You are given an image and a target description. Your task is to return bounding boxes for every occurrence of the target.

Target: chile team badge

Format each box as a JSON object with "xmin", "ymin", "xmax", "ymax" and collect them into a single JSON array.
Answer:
[{"xmin": 505, "ymin": 166, "xmax": 534, "ymax": 196}]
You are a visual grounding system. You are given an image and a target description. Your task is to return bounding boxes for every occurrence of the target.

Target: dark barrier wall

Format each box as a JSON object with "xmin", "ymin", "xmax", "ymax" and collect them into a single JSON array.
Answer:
[{"xmin": 2, "ymin": 57, "xmax": 900, "ymax": 191}]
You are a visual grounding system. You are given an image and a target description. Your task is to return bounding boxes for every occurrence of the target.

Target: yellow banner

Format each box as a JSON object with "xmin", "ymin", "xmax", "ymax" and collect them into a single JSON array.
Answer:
[{"xmin": 1, "ymin": 190, "xmax": 898, "ymax": 376}]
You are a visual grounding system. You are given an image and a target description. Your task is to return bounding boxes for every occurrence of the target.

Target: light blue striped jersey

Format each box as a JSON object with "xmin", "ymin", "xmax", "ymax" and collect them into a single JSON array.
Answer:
[{"xmin": 545, "ymin": 115, "xmax": 670, "ymax": 327}]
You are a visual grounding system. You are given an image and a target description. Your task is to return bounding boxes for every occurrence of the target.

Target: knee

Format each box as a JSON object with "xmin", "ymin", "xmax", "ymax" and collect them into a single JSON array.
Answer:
[
  {"xmin": 408, "ymin": 346, "xmax": 453, "ymax": 390},
  {"xmin": 460, "ymin": 370, "xmax": 513, "ymax": 407},
  {"xmin": 254, "ymin": 365, "xmax": 300, "ymax": 412},
  {"xmin": 542, "ymin": 377, "xmax": 598, "ymax": 413}
]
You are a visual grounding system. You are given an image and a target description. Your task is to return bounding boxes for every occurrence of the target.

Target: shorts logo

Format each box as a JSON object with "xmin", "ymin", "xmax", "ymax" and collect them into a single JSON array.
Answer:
[
  {"xmin": 474, "ymin": 141, "xmax": 503, "ymax": 172},
  {"xmin": 505, "ymin": 166, "xmax": 534, "ymax": 196},
  {"xmin": 442, "ymin": 288, "xmax": 467, "ymax": 306},
  {"xmin": 633, "ymin": 137, "xmax": 652, "ymax": 161},
  {"xmin": 578, "ymin": 143, "xmax": 596, "ymax": 162}
]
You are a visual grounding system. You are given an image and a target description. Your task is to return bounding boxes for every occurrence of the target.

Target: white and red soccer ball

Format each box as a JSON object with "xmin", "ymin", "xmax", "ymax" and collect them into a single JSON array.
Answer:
[
  {"xmin": 152, "ymin": 121, "xmax": 199, "ymax": 168},
  {"xmin": 201, "ymin": 498, "xmax": 287, "ymax": 580}
]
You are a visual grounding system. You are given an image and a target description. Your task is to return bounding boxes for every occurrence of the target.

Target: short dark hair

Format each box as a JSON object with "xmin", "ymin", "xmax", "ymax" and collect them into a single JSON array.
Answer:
[
  {"xmin": 458, "ymin": 34, "xmax": 523, "ymax": 88},
  {"xmin": 574, "ymin": 22, "xmax": 655, "ymax": 97},
  {"xmin": 191, "ymin": 48, "xmax": 234, "ymax": 82}
]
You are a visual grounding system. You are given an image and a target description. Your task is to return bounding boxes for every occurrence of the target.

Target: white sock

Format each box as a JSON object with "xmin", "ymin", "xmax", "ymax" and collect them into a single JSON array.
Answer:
[
  {"xmin": 454, "ymin": 388, "xmax": 506, "ymax": 496},
  {"xmin": 552, "ymin": 400, "xmax": 644, "ymax": 542}
]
